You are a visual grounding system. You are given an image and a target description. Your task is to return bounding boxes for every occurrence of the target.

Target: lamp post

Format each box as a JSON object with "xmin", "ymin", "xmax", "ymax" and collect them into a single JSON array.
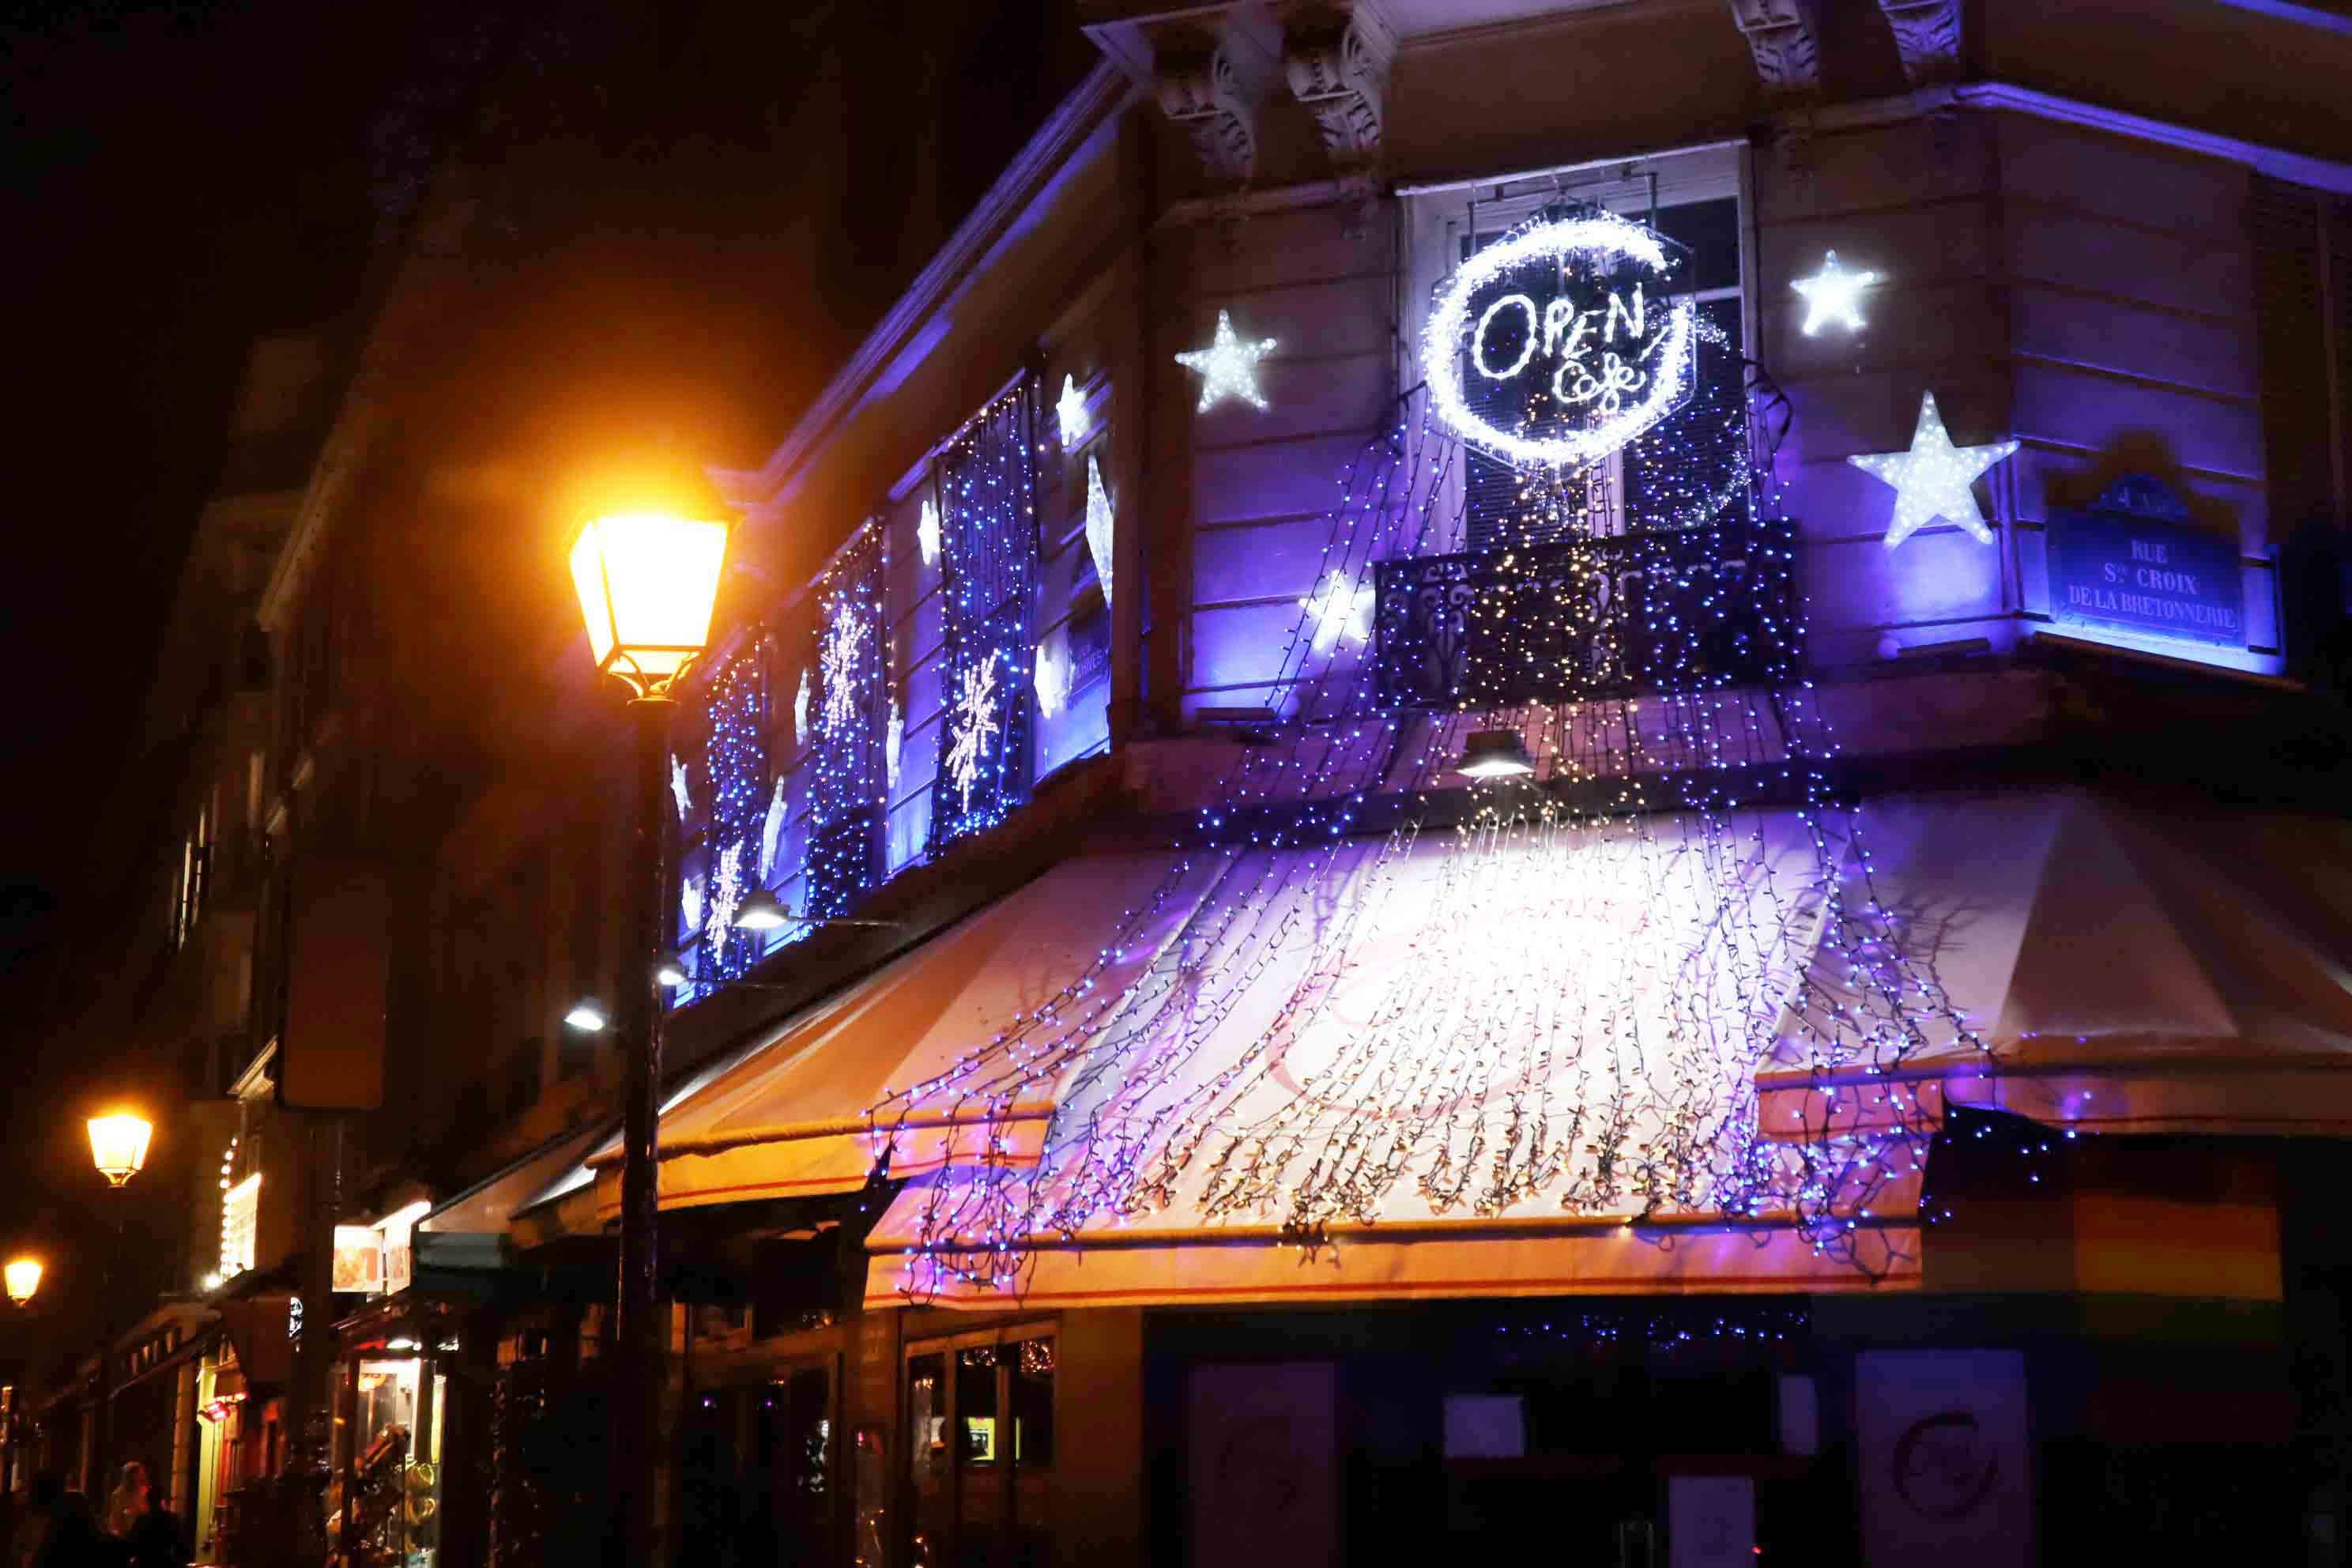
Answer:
[
  {"xmin": 570, "ymin": 503, "xmax": 729, "ymax": 1568},
  {"xmin": 85, "ymin": 1110, "xmax": 150, "ymax": 1501}
]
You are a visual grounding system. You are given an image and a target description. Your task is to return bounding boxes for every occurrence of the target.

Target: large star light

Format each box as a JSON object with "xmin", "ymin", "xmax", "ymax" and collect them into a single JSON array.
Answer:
[
  {"xmin": 1174, "ymin": 310, "xmax": 1276, "ymax": 413},
  {"xmin": 1791, "ymin": 250, "xmax": 1880, "ymax": 335},
  {"xmin": 1849, "ymin": 391, "xmax": 2018, "ymax": 550}
]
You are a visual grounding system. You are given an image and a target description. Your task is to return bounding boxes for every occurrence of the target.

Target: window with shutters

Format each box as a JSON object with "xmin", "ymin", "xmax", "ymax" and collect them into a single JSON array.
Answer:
[
  {"xmin": 2252, "ymin": 174, "xmax": 2352, "ymax": 533},
  {"xmin": 1415, "ymin": 147, "xmax": 1753, "ymax": 552}
]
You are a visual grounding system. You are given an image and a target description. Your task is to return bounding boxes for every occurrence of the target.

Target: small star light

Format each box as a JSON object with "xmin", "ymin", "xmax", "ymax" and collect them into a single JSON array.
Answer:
[
  {"xmin": 1174, "ymin": 309, "xmax": 1276, "ymax": 413},
  {"xmin": 1084, "ymin": 454, "xmax": 1114, "ymax": 605},
  {"xmin": 1055, "ymin": 374, "xmax": 1089, "ymax": 449},
  {"xmin": 1300, "ymin": 568, "xmax": 1375, "ymax": 655},
  {"xmin": 1791, "ymin": 250, "xmax": 1881, "ymax": 336},
  {"xmin": 916, "ymin": 498, "xmax": 941, "ymax": 568},
  {"xmin": 1849, "ymin": 390, "xmax": 2020, "ymax": 549}
]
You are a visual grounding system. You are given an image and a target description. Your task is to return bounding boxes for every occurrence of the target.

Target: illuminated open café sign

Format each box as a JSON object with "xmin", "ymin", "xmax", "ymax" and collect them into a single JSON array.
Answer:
[{"xmin": 1424, "ymin": 209, "xmax": 1698, "ymax": 469}]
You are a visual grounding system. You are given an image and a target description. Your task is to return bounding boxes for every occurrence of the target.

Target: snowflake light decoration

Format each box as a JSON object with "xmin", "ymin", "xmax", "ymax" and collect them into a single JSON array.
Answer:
[
  {"xmin": 1055, "ymin": 374, "xmax": 1088, "ymax": 449},
  {"xmin": 704, "ymin": 842, "xmax": 747, "ymax": 953},
  {"xmin": 1300, "ymin": 568, "xmax": 1375, "ymax": 655},
  {"xmin": 1034, "ymin": 632, "xmax": 1072, "ymax": 718},
  {"xmin": 1084, "ymin": 454, "xmax": 1114, "ymax": 605},
  {"xmin": 758, "ymin": 777, "xmax": 788, "ymax": 881},
  {"xmin": 944, "ymin": 653, "xmax": 1001, "ymax": 813},
  {"xmin": 1175, "ymin": 309, "xmax": 1277, "ymax": 413},
  {"xmin": 917, "ymin": 498, "xmax": 941, "ymax": 569},
  {"xmin": 820, "ymin": 602, "xmax": 865, "ymax": 729}
]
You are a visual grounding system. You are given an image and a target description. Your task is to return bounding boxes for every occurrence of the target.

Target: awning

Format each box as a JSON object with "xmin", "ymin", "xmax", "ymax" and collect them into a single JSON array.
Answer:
[
  {"xmin": 1759, "ymin": 790, "xmax": 2352, "ymax": 1137},
  {"xmin": 864, "ymin": 813, "xmax": 1879, "ymax": 1307},
  {"xmin": 861, "ymin": 790, "xmax": 2341, "ymax": 1309},
  {"xmin": 420, "ymin": 1124, "xmax": 610, "ymax": 1238},
  {"xmin": 582, "ymin": 850, "xmax": 1218, "ymax": 1217}
]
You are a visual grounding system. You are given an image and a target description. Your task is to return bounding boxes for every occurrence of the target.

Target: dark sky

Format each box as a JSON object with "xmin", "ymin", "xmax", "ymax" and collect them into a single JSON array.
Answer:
[{"xmin": 0, "ymin": 0, "xmax": 1091, "ymax": 1370}]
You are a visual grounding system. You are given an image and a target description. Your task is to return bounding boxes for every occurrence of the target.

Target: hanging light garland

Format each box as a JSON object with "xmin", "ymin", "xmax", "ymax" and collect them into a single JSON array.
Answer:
[{"xmin": 865, "ymin": 207, "xmax": 1980, "ymax": 1300}]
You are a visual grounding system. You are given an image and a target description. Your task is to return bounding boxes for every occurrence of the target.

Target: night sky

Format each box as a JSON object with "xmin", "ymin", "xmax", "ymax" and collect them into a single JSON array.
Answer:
[{"xmin": 0, "ymin": 0, "xmax": 1087, "ymax": 1376}]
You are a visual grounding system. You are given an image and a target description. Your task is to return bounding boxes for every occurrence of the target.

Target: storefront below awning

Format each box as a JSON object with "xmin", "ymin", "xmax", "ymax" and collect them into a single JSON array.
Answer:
[{"xmin": 575, "ymin": 850, "xmax": 1217, "ymax": 1219}]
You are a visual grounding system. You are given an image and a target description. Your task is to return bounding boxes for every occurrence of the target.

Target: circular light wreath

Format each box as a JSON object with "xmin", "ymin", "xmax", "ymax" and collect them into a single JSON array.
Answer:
[{"xmin": 1423, "ymin": 209, "xmax": 1699, "ymax": 469}]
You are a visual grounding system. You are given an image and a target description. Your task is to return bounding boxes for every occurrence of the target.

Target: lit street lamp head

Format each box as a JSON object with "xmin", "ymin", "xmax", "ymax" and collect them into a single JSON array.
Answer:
[
  {"xmin": 570, "ymin": 511, "xmax": 731, "ymax": 699},
  {"xmin": 5, "ymin": 1257, "xmax": 40, "ymax": 1306},
  {"xmin": 87, "ymin": 1112, "xmax": 153, "ymax": 1188},
  {"xmin": 732, "ymin": 888, "xmax": 793, "ymax": 933},
  {"xmin": 563, "ymin": 997, "xmax": 610, "ymax": 1033}
]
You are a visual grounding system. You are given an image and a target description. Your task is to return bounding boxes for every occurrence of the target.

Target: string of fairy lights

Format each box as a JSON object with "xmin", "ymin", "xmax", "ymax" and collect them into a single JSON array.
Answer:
[{"xmin": 857, "ymin": 204, "xmax": 1981, "ymax": 1300}]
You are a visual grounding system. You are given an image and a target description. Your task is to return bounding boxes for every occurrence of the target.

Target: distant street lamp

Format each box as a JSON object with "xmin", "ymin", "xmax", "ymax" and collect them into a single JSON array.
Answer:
[
  {"xmin": 86, "ymin": 1113, "xmax": 153, "ymax": 1189},
  {"xmin": 570, "ymin": 496, "xmax": 729, "ymax": 1568},
  {"xmin": 5, "ymin": 1258, "xmax": 41, "ymax": 1307}
]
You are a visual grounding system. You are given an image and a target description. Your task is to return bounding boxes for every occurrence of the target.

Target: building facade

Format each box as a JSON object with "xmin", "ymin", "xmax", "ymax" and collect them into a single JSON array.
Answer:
[{"xmin": 34, "ymin": 2, "xmax": 2352, "ymax": 1567}]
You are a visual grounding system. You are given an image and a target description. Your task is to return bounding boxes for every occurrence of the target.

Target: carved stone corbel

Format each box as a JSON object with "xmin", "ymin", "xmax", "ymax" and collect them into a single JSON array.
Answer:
[
  {"xmin": 1725, "ymin": 0, "xmax": 1822, "ymax": 94},
  {"xmin": 1155, "ymin": 24, "xmax": 1280, "ymax": 185},
  {"xmin": 1875, "ymin": 0, "xmax": 1963, "ymax": 84},
  {"xmin": 1282, "ymin": 3, "xmax": 1396, "ymax": 168}
]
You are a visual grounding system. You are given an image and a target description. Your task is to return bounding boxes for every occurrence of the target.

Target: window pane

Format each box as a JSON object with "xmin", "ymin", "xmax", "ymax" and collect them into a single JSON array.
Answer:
[
  {"xmin": 956, "ymin": 1348, "xmax": 1004, "ymax": 1566},
  {"xmin": 908, "ymin": 1354, "xmax": 951, "ymax": 1567},
  {"xmin": 1010, "ymin": 1339, "xmax": 1055, "ymax": 1568}
]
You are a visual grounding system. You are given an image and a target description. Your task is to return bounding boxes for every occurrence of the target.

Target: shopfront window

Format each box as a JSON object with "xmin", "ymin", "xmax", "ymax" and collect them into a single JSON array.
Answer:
[
  {"xmin": 337, "ymin": 1354, "xmax": 444, "ymax": 1568},
  {"xmin": 904, "ymin": 1330, "xmax": 1054, "ymax": 1568}
]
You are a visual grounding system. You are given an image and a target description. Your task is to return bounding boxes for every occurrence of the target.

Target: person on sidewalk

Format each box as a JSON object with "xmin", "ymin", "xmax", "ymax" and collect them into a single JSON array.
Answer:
[{"xmin": 101, "ymin": 1468, "xmax": 146, "ymax": 1541}]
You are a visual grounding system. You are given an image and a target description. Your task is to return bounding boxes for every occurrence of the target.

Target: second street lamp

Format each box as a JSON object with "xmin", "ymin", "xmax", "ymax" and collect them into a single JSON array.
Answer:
[
  {"xmin": 570, "ymin": 496, "xmax": 729, "ymax": 1568},
  {"xmin": 5, "ymin": 1258, "xmax": 40, "ymax": 1307},
  {"xmin": 85, "ymin": 1107, "xmax": 150, "ymax": 1513}
]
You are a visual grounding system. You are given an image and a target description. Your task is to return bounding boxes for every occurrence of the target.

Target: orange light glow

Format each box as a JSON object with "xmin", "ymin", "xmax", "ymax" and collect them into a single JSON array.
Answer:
[
  {"xmin": 87, "ymin": 1112, "xmax": 153, "ymax": 1187},
  {"xmin": 4, "ymin": 1258, "xmax": 40, "ymax": 1306},
  {"xmin": 570, "ymin": 512, "xmax": 729, "ymax": 695}
]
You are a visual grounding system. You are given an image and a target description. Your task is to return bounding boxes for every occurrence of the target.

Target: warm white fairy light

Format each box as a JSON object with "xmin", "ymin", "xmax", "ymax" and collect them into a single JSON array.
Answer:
[
  {"xmin": 944, "ymin": 653, "xmax": 1001, "ymax": 813},
  {"xmin": 1423, "ymin": 209, "xmax": 1697, "ymax": 469},
  {"xmin": 1790, "ymin": 250, "xmax": 1881, "ymax": 335},
  {"xmin": 1299, "ymin": 567, "xmax": 1374, "ymax": 654},
  {"xmin": 1055, "ymin": 374, "xmax": 1088, "ymax": 448},
  {"xmin": 1084, "ymin": 454, "xmax": 1114, "ymax": 605},
  {"xmin": 917, "ymin": 497, "xmax": 941, "ymax": 568},
  {"xmin": 1175, "ymin": 309, "xmax": 1277, "ymax": 413},
  {"xmin": 1849, "ymin": 390, "xmax": 2018, "ymax": 549},
  {"xmin": 704, "ymin": 842, "xmax": 747, "ymax": 955},
  {"xmin": 821, "ymin": 601, "xmax": 865, "ymax": 729}
]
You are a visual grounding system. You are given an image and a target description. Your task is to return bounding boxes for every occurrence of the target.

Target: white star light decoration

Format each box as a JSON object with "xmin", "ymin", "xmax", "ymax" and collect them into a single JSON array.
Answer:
[
  {"xmin": 1300, "ymin": 568, "xmax": 1375, "ymax": 655},
  {"xmin": 820, "ymin": 603, "xmax": 865, "ymax": 729},
  {"xmin": 916, "ymin": 498, "xmax": 941, "ymax": 568},
  {"xmin": 1849, "ymin": 391, "xmax": 2019, "ymax": 549},
  {"xmin": 944, "ymin": 654, "xmax": 1001, "ymax": 813},
  {"xmin": 1791, "ymin": 250, "xmax": 1881, "ymax": 335},
  {"xmin": 1175, "ymin": 310, "xmax": 1276, "ymax": 413},
  {"xmin": 1084, "ymin": 454, "xmax": 1114, "ymax": 605},
  {"xmin": 1055, "ymin": 374, "xmax": 1089, "ymax": 448}
]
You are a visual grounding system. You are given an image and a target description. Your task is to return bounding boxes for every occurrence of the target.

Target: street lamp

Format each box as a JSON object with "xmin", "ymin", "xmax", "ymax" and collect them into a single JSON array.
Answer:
[
  {"xmin": 1453, "ymin": 728, "xmax": 1537, "ymax": 780},
  {"xmin": 5, "ymin": 1259, "xmax": 40, "ymax": 1307},
  {"xmin": 569, "ymin": 493, "xmax": 729, "ymax": 1568},
  {"xmin": 87, "ymin": 1113, "xmax": 153, "ymax": 1189}
]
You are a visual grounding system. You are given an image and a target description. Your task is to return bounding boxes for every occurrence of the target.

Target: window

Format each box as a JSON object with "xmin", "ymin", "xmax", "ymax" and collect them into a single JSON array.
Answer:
[
  {"xmin": 220, "ymin": 1173, "xmax": 259, "ymax": 1276},
  {"xmin": 172, "ymin": 801, "xmax": 213, "ymax": 951},
  {"xmin": 905, "ymin": 1328, "xmax": 1054, "ymax": 1567},
  {"xmin": 1410, "ymin": 148, "xmax": 1754, "ymax": 550}
]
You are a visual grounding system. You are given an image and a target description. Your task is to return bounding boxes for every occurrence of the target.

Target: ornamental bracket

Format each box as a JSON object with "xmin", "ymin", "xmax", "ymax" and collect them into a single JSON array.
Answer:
[
  {"xmin": 1875, "ymin": 0, "xmax": 1964, "ymax": 84},
  {"xmin": 1280, "ymin": 2, "xmax": 1397, "ymax": 168},
  {"xmin": 1153, "ymin": 18, "xmax": 1281, "ymax": 185},
  {"xmin": 1725, "ymin": 0, "xmax": 1823, "ymax": 95}
]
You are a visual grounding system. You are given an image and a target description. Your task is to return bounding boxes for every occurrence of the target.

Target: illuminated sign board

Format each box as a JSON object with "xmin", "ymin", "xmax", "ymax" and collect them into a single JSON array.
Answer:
[{"xmin": 2046, "ymin": 476, "xmax": 2244, "ymax": 650}]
